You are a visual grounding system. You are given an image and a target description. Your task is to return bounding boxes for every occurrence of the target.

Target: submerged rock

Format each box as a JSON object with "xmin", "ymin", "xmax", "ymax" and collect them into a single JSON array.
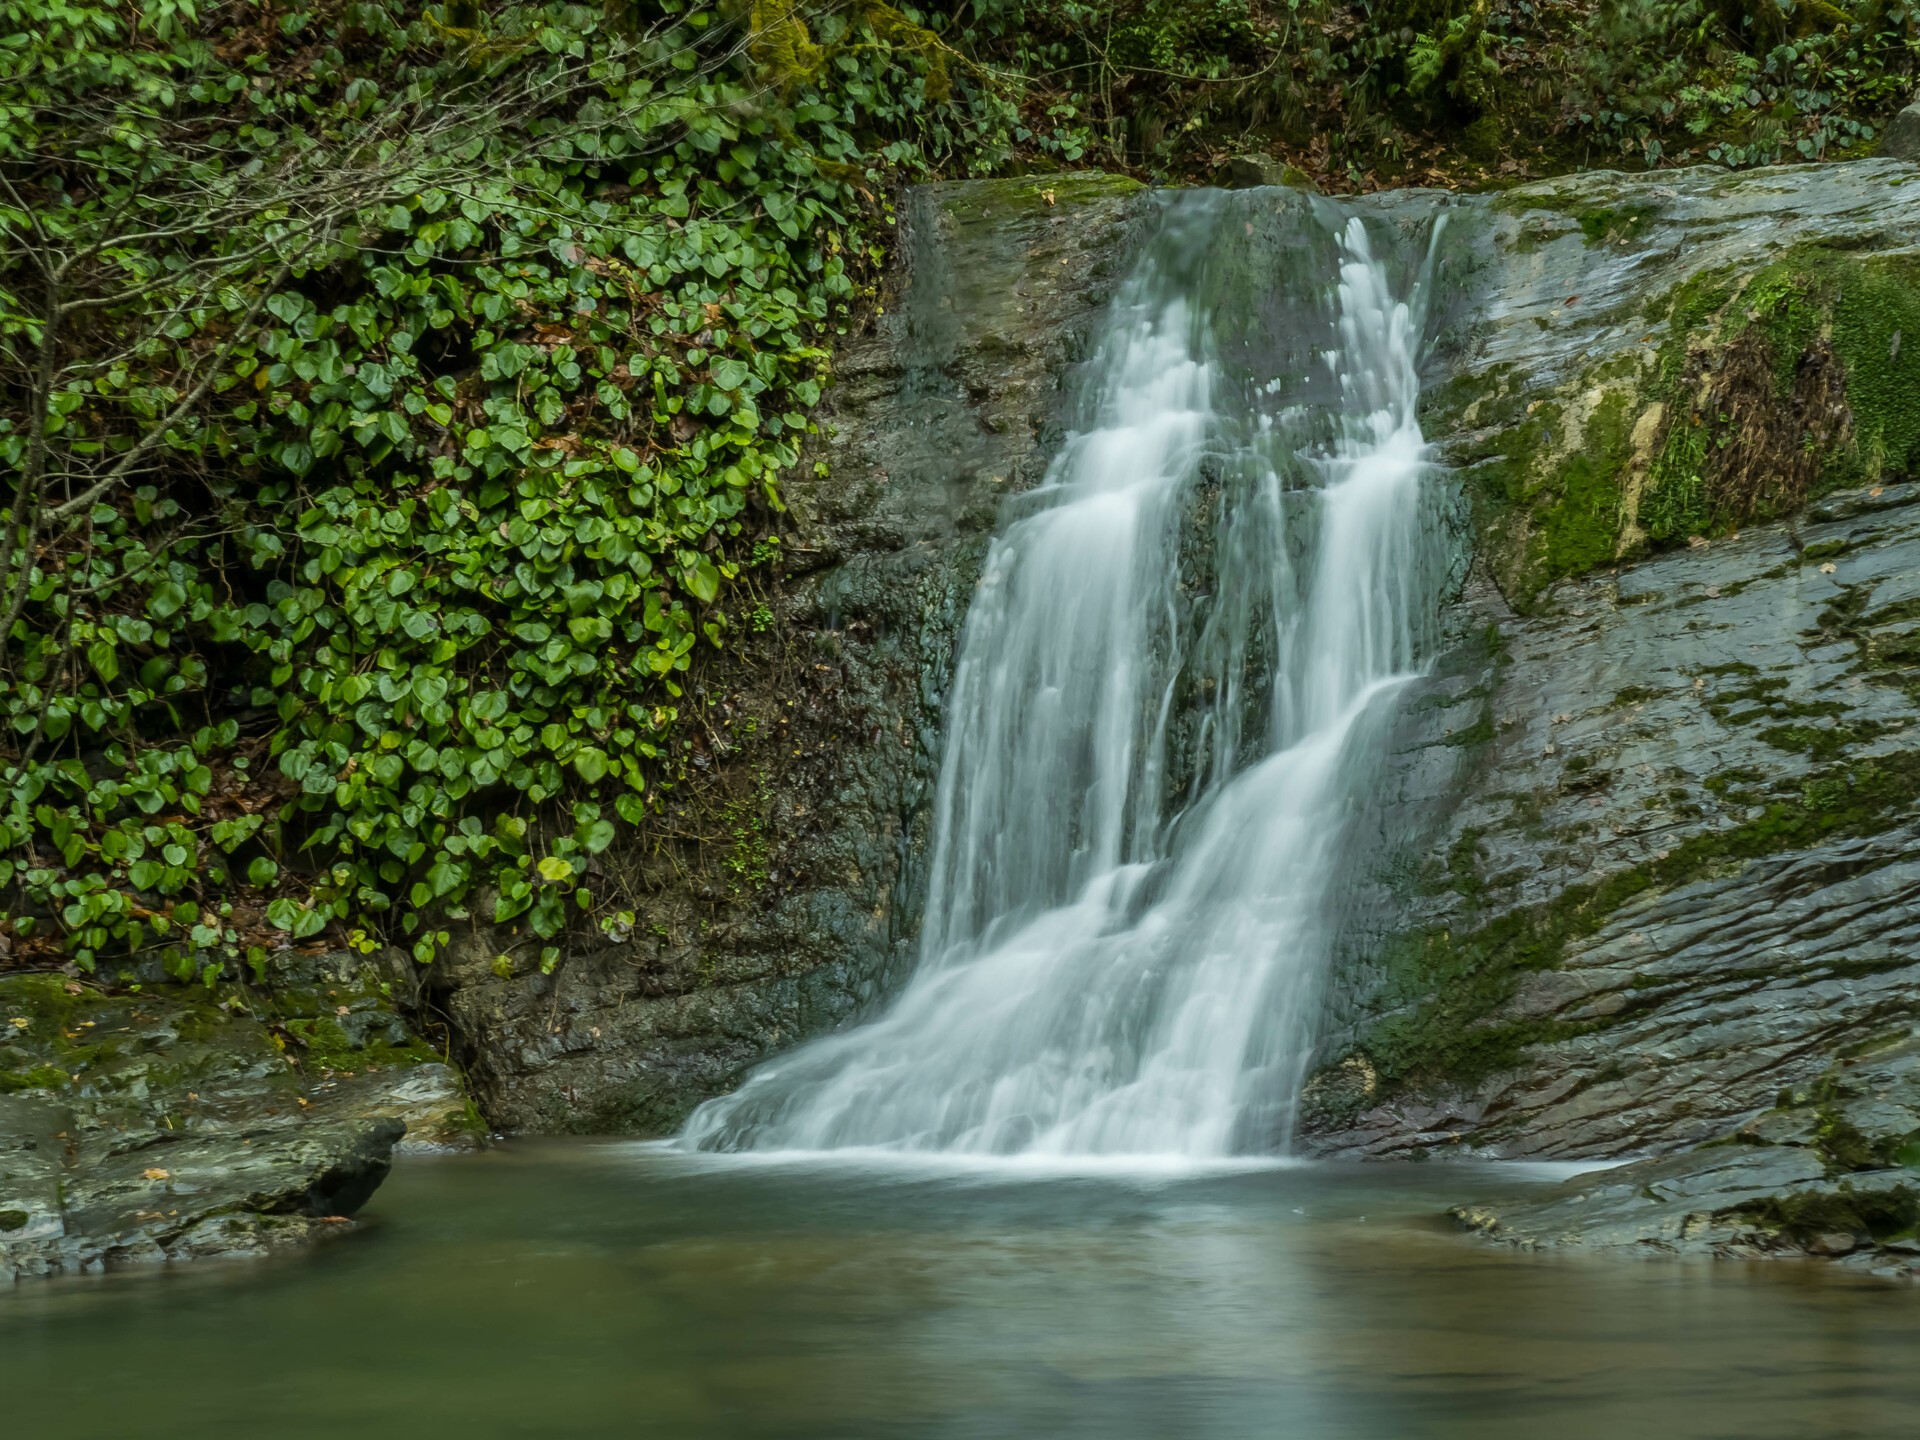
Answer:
[{"xmin": 0, "ymin": 967, "xmax": 477, "ymax": 1285}]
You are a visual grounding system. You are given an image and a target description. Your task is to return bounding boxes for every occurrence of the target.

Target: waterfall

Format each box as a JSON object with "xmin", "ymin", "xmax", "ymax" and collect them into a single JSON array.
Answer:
[{"xmin": 683, "ymin": 196, "xmax": 1452, "ymax": 1159}]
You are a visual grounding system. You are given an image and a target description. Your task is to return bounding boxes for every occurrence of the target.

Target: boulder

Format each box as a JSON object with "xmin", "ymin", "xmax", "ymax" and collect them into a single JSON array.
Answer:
[{"xmin": 1881, "ymin": 102, "xmax": 1920, "ymax": 162}]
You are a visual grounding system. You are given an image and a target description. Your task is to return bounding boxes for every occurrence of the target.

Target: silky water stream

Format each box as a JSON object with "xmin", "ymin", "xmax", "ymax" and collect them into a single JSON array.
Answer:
[
  {"xmin": 6, "ymin": 195, "xmax": 1919, "ymax": 1440},
  {"xmin": 683, "ymin": 192, "xmax": 1452, "ymax": 1158}
]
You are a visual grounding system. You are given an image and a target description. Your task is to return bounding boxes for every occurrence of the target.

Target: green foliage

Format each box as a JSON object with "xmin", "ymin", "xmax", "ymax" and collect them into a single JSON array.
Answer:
[
  {"xmin": 0, "ymin": 0, "xmax": 967, "ymax": 975},
  {"xmin": 1554, "ymin": 0, "xmax": 1919, "ymax": 168},
  {"xmin": 908, "ymin": 0, "xmax": 1920, "ymax": 182}
]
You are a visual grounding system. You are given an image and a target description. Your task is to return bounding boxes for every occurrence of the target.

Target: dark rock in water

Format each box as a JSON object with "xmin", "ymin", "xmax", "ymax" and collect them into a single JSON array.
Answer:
[
  {"xmin": 1451, "ymin": 1033, "xmax": 1920, "ymax": 1280},
  {"xmin": 0, "ymin": 971, "xmax": 470, "ymax": 1285},
  {"xmin": 1882, "ymin": 103, "xmax": 1920, "ymax": 162}
]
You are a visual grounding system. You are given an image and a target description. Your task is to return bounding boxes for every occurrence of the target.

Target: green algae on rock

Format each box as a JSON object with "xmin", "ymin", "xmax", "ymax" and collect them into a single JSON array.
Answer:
[{"xmin": 1433, "ymin": 160, "xmax": 1920, "ymax": 612}]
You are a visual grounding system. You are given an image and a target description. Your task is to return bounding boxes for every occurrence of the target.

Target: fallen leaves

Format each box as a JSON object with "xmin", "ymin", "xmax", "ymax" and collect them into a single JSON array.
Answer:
[{"xmin": 142, "ymin": 1168, "xmax": 170, "ymax": 1181}]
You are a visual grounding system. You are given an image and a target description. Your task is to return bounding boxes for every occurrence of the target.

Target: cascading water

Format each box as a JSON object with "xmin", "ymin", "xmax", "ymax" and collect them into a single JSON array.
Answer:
[{"xmin": 683, "ymin": 195, "xmax": 1453, "ymax": 1159}]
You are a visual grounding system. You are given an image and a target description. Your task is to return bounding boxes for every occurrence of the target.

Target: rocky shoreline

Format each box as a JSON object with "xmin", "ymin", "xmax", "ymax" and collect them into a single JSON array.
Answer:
[
  {"xmin": 1, "ymin": 952, "xmax": 480, "ymax": 1286},
  {"xmin": 1452, "ymin": 1032, "xmax": 1920, "ymax": 1282}
]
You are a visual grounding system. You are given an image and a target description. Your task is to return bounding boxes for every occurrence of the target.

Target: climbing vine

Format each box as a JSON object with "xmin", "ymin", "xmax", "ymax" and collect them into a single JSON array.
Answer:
[{"xmin": 0, "ymin": 0, "xmax": 963, "ymax": 977}]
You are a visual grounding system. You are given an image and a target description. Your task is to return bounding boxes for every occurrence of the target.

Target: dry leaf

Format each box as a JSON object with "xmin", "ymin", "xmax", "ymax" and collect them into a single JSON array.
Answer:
[{"xmin": 143, "ymin": 1168, "xmax": 170, "ymax": 1181}]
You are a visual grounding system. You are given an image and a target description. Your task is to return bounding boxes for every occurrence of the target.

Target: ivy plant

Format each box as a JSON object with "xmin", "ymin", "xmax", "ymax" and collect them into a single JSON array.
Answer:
[{"xmin": 0, "ymin": 0, "xmax": 967, "ymax": 977}]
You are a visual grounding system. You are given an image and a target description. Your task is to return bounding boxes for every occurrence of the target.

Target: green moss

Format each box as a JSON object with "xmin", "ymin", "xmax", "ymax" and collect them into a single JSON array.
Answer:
[
  {"xmin": 1740, "ymin": 1181, "xmax": 1920, "ymax": 1243},
  {"xmin": 281, "ymin": 1015, "xmax": 437, "ymax": 1075},
  {"xmin": 1575, "ymin": 204, "xmax": 1656, "ymax": 245},
  {"xmin": 1639, "ymin": 408, "xmax": 1710, "ymax": 542},
  {"xmin": 1468, "ymin": 246, "xmax": 1920, "ymax": 602},
  {"xmin": 0, "ymin": 1208, "xmax": 28, "ymax": 1231},
  {"xmin": 1531, "ymin": 391, "xmax": 1634, "ymax": 586},
  {"xmin": 942, "ymin": 171, "xmax": 1144, "ymax": 225},
  {"xmin": 0, "ymin": 1063, "xmax": 70, "ymax": 1093}
]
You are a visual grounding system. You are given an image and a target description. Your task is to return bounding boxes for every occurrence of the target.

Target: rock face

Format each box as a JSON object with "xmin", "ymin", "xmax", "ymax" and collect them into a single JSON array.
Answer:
[
  {"xmin": 425, "ymin": 154, "xmax": 1920, "ymax": 1217},
  {"xmin": 1452, "ymin": 1032, "xmax": 1920, "ymax": 1281},
  {"xmin": 423, "ymin": 174, "xmax": 1146, "ymax": 1133},
  {"xmin": 1308, "ymin": 478, "xmax": 1920, "ymax": 1160},
  {"xmin": 1882, "ymin": 102, "xmax": 1920, "ymax": 162},
  {"xmin": 0, "ymin": 961, "xmax": 477, "ymax": 1285},
  {"xmin": 1302, "ymin": 160, "xmax": 1920, "ymax": 1170}
]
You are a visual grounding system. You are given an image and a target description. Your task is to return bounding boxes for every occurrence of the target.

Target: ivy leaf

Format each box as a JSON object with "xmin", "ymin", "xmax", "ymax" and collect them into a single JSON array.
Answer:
[
  {"xmin": 147, "ymin": 581, "xmax": 187, "ymax": 620},
  {"xmin": 683, "ymin": 558, "xmax": 721, "ymax": 604}
]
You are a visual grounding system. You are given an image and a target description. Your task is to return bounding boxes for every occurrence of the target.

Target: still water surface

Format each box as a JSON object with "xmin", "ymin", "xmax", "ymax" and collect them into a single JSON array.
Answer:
[{"xmin": 4, "ymin": 1142, "xmax": 1919, "ymax": 1439}]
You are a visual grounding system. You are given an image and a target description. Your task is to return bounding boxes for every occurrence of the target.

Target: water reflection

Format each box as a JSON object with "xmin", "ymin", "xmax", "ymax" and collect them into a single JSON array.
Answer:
[{"xmin": 2, "ymin": 1145, "xmax": 1917, "ymax": 1439}]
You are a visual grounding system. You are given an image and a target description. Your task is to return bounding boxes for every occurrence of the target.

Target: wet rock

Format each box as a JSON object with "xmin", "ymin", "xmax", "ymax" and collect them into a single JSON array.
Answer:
[
  {"xmin": 1219, "ymin": 155, "xmax": 1310, "ymax": 190},
  {"xmin": 1305, "ymin": 160, "xmax": 1920, "ymax": 1168},
  {"xmin": 1309, "ymin": 475, "xmax": 1920, "ymax": 1162},
  {"xmin": 1451, "ymin": 1033, "xmax": 1920, "ymax": 1273},
  {"xmin": 0, "ymin": 972, "xmax": 449, "ymax": 1285}
]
